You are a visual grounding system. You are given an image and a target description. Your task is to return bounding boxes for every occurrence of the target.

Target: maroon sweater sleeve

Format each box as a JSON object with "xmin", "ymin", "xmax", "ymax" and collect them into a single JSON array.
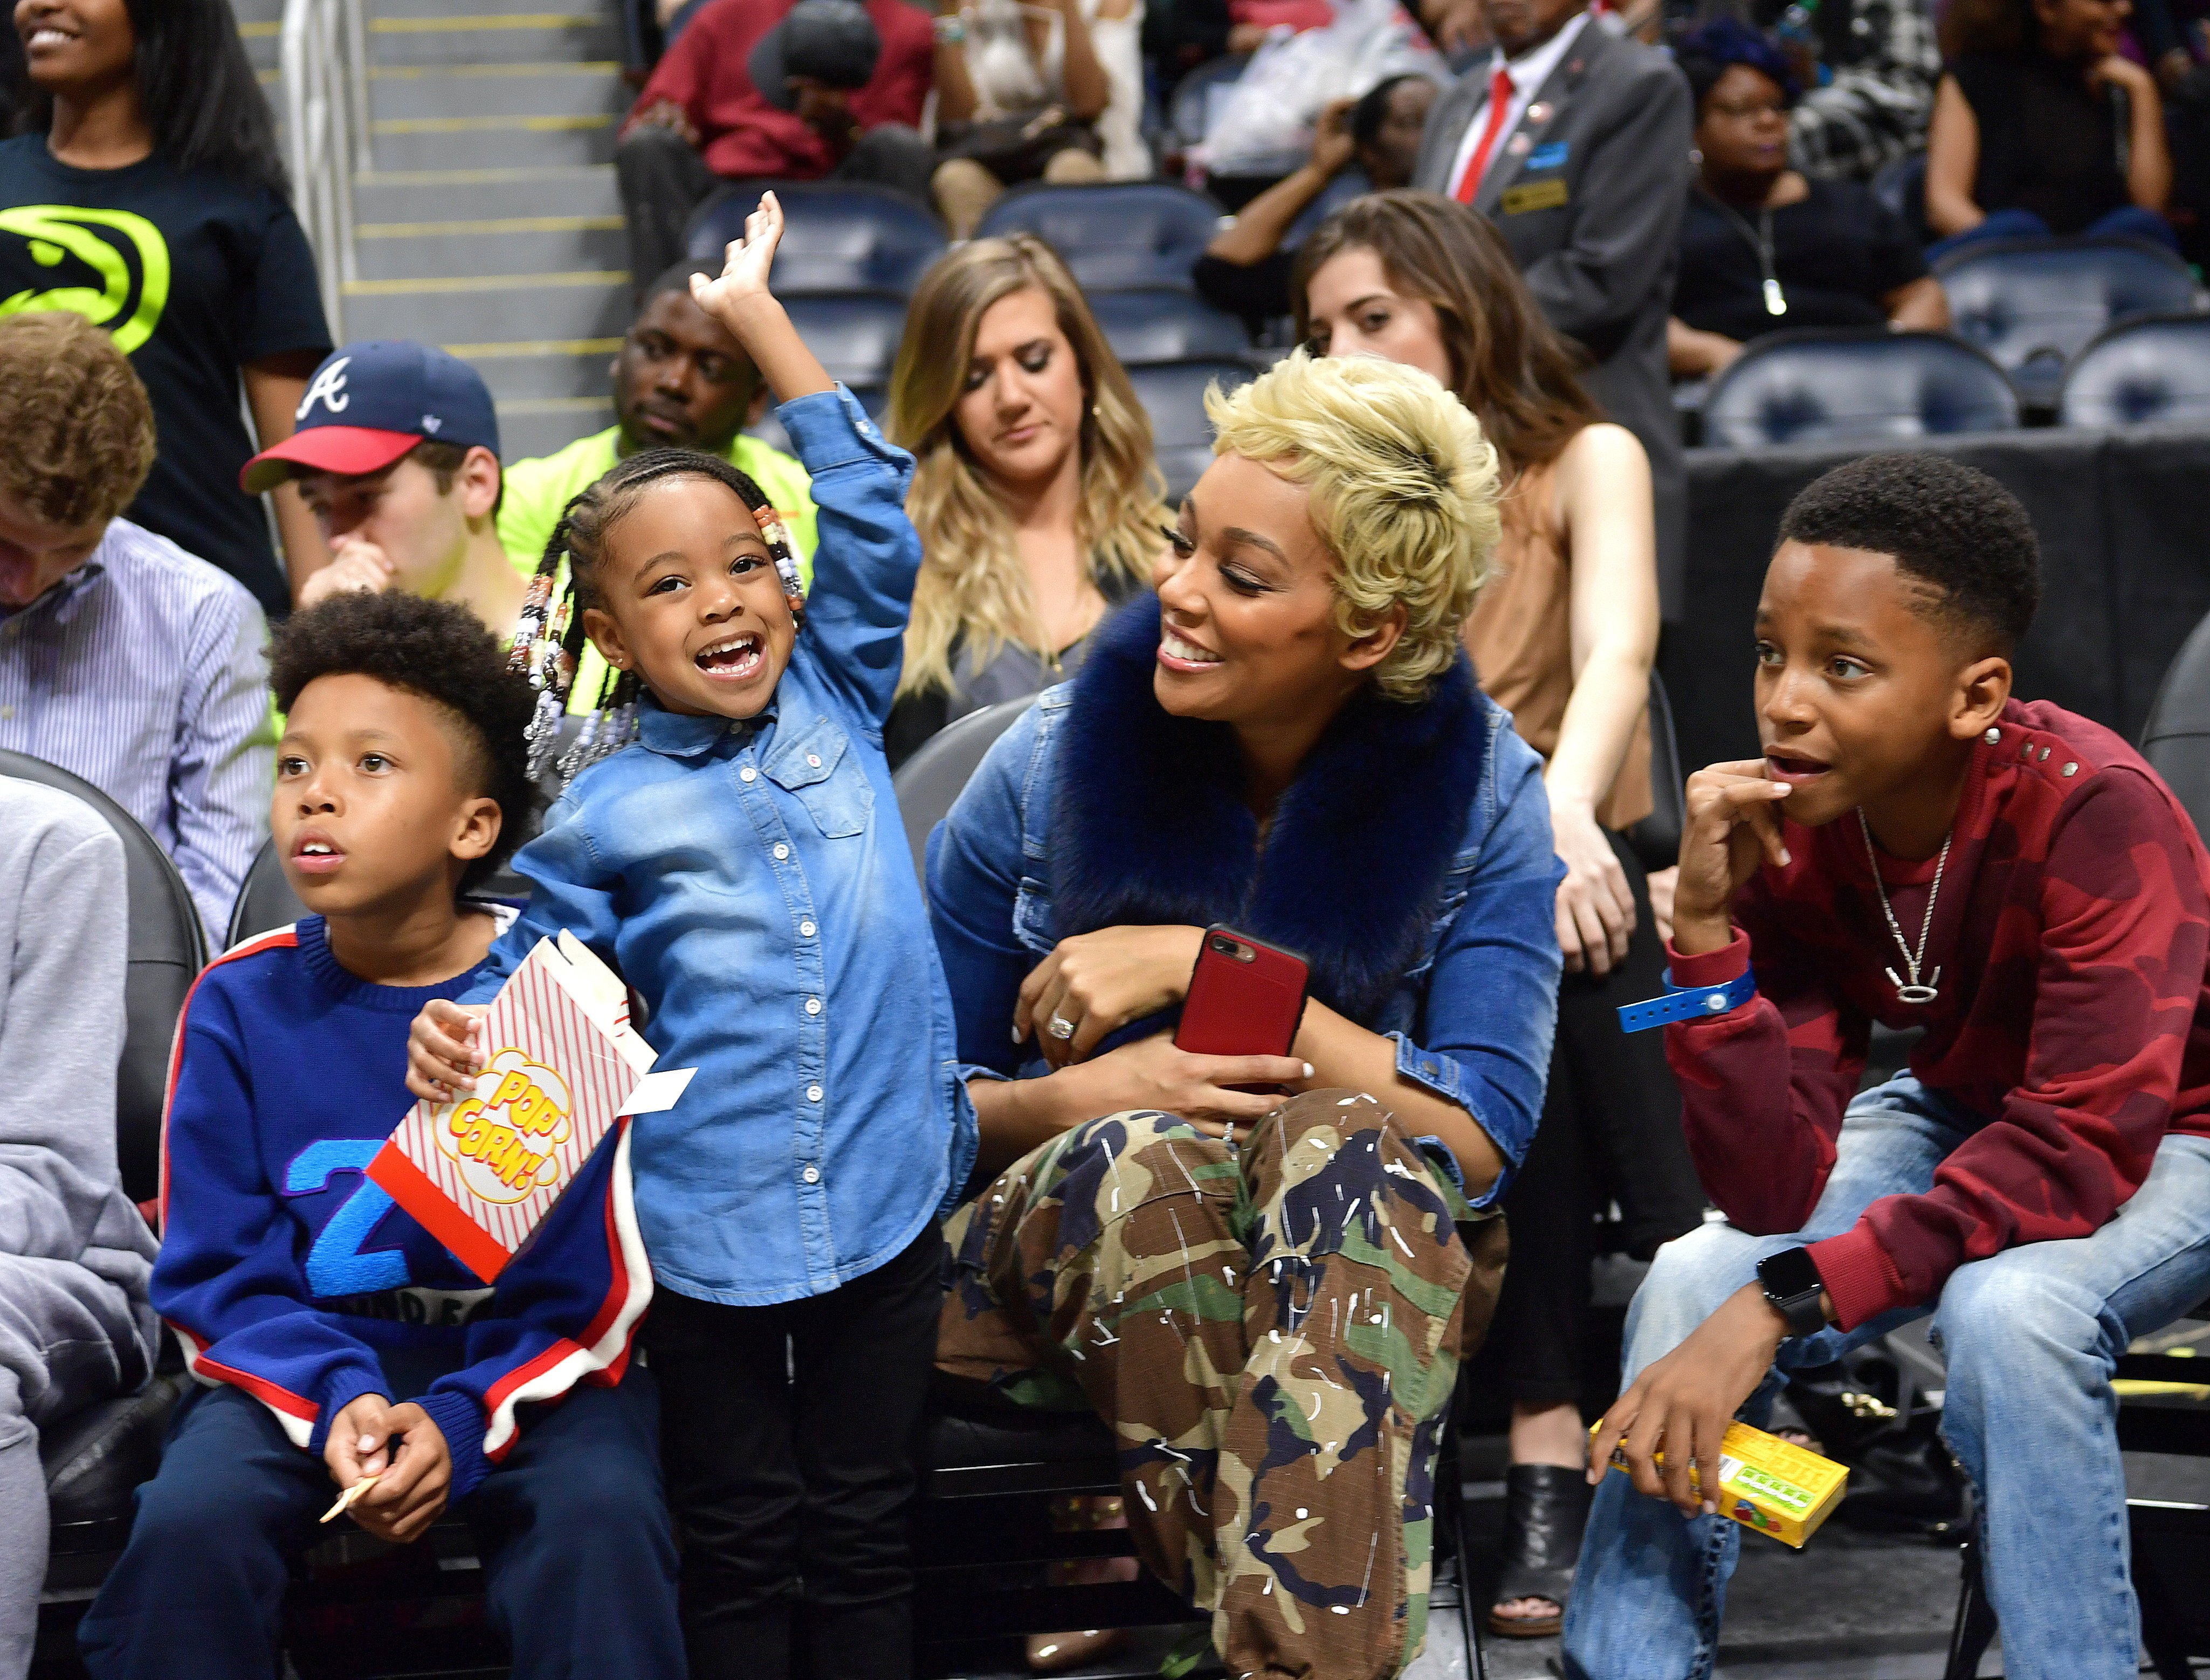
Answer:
[
  {"xmin": 1663, "ymin": 881, "xmax": 1869, "ymax": 1245},
  {"xmin": 1805, "ymin": 773, "xmax": 2210, "ymax": 1327}
]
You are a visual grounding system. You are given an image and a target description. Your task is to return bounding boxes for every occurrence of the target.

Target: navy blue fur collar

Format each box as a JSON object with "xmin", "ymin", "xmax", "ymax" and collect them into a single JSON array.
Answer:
[{"xmin": 1049, "ymin": 595, "xmax": 1487, "ymax": 1026}]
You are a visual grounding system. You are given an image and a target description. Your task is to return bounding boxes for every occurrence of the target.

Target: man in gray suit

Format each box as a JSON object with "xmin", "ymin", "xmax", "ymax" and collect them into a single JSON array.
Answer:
[{"xmin": 1414, "ymin": 0, "xmax": 1692, "ymax": 612}]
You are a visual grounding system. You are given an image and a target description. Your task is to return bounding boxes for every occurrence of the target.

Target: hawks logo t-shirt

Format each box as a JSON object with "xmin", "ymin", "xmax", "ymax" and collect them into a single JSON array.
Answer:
[{"xmin": 0, "ymin": 136, "xmax": 332, "ymax": 617}]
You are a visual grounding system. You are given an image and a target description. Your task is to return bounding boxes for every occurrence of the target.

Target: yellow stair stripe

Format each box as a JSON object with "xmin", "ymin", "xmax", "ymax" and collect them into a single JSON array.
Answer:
[
  {"xmin": 344, "ymin": 269, "xmax": 626, "ymax": 295},
  {"xmin": 372, "ymin": 115, "xmax": 610, "ymax": 133},
  {"xmin": 358, "ymin": 215, "xmax": 623, "ymax": 237},
  {"xmin": 496, "ymin": 396, "xmax": 615, "ymax": 414},
  {"xmin": 358, "ymin": 167, "xmax": 613, "ymax": 185},
  {"xmin": 371, "ymin": 13, "xmax": 602, "ymax": 30},
  {"xmin": 238, "ymin": 20, "xmax": 278, "ymax": 36},
  {"xmin": 370, "ymin": 60, "xmax": 621, "ymax": 77},
  {"xmin": 444, "ymin": 339, "xmax": 624, "ymax": 357}
]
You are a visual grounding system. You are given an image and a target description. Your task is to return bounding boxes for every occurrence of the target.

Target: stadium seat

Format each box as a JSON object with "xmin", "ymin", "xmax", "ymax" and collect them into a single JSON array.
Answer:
[
  {"xmin": 2058, "ymin": 312, "xmax": 2210, "ymax": 428},
  {"xmin": 2, "ymin": 755, "xmax": 197, "ymax": 1635},
  {"xmin": 781, "ymin": 293, "xmax": 910, "ymax": 395},
  {"xmin": 1167, "ymin": 52, "xmax": 1250, "ymax": 151},
  {"xmin": 1934, "ymin": 236, "xmax": 2199, "ymax": 410},
  {"xmin": 974, "ymin": 182, "xmax": 1224, "ymax": 291},
  {"xmin": 1128, "ymin": 357, "xmax": 1255, "ymax": 501},
  {"xmin": 1698, "ymin": 327, "xmax": 2019, "ymax": 449},
  {"xmin": 892, "ymin": 697, "xmax": 1035, "ymax": 889},
  {"xmin": 1087, "ymin": 286, "xmax": 1250, "ymax": 365},
  {"xmin": 685, "ymin": 180, "xmax": 946, "ymax": 297}
]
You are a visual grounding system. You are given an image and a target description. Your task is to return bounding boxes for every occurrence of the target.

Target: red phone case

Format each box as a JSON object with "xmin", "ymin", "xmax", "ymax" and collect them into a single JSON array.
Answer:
[{"xmin": 1175, "ymin": 926, "xmax": 1311, "ymax": 1059}]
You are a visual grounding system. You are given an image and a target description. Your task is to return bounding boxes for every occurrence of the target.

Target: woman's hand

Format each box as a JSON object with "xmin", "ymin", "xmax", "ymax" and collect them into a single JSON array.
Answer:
[
  {"xmin": 628, "ymin": 97, "xmax": 700, "ymax": 146},
  {"xmin": 1551, "ymin": 797, "xmax": 1634, "ymax": 977},
  {"xmin": 1309, "ymin": 98, "xmax": 1358, "ymax": 177},
  {"xmin": 1016, "ymin": 925, "xmax": 1206, "ymax": 1069},
  {"xmin": 1587, "ymin": 1282, "xmax": 1790, "ymax": 1516},
  {"xmin": 1667, "ymin": 316, "xmax": 1745, "ymax": 379},
  {"xmin": 1067, "ymin": 1032, "xmax": 1310, "ymax": 1126},
  {"xmin": 1670, "ymin": 760, "xmax": 1791, "ymax": 958},
  {"xmin": 2092, "ymin": 52, "xmax": 2156, "ymax": 94},
  {"xmin": 406, "ymin": 1001, "xmax": 485, "ymax": 1103}
]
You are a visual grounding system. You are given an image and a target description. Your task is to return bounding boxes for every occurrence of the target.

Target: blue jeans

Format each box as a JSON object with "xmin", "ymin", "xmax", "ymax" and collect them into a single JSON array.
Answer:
[
  {"xmin": 1562, "ymin": 1075, "xmax": 2210, "ymax": 1680},
  {"xmin": 1926, "ymin": 203, "xmax": 2181, "ymax": 262}
]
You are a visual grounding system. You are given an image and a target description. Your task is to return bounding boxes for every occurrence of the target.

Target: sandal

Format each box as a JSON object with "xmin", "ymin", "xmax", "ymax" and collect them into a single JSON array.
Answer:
[{"xmin": 1486, "ymin": 1463, "xmax": 1592, "ymax": 1640}]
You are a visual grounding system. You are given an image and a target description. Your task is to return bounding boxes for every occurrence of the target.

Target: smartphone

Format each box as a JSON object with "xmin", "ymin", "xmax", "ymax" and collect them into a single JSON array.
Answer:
[{"xmin": 1175, "ymin": 925, "xmax": 1311, "ymax": 1061}]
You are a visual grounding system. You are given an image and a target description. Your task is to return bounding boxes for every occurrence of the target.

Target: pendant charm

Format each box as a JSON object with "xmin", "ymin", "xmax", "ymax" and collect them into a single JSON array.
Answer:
[
  {"xmin": 1763, "ymin": 277, "xmax": 1788, "ymax": 316},
  {"xmin": 1886, "ymin": 966, "xmax": 1941, "ymax": 1004}
]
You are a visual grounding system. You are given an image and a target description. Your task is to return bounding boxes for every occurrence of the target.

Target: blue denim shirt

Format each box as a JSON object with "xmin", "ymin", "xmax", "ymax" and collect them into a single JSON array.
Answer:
[
  {"xmin": 465, "ymin": 387, "xmax": 975, "ymax": 1306},
  {"xmin": 924, "ymin": 684, "xmax": 1564, "ymax": 1204}
]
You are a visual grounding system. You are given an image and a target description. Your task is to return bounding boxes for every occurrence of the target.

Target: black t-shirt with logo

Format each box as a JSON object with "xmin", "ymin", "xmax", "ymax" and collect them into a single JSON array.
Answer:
[{"xmin": 0, "ymin": 136, "xmax": 332, "ymax": 617}]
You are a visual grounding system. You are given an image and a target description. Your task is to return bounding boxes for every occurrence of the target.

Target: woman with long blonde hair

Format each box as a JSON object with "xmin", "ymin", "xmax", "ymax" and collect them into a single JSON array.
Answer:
[{"xmin": 884, "ymin": 233, "xmax": 1167, "ymax": 767}]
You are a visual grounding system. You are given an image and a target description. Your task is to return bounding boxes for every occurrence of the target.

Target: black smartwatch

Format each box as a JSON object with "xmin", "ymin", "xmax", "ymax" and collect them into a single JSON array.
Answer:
[{"xmin": 1755, "ymin": 1246, "xmax": 1829, "ymax": 1339}]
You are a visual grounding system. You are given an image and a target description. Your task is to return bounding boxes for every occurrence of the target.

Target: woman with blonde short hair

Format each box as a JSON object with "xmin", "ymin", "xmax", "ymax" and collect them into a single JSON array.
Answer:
[
  {"xmin": 884, "ymin": 234, "xmax": 1166, "ymax": 767},
  {"xmin": 926, "ymin": 353, "xmax": 1565, "ymax": 1680}
]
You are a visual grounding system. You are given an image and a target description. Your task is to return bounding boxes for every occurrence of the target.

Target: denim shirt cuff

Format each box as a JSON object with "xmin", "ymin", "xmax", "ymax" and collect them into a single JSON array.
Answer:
[
  {"xmin": 775, "ymin": 385, "xmax": 911, "ymax": 480},
  {"xmin": 1388, "ymin": 1031, "xmax": 1520, "ymax": 1210},
  {"xmin": 940, "ymin": 1076, "xmax": 983, "ymax": 1219}
]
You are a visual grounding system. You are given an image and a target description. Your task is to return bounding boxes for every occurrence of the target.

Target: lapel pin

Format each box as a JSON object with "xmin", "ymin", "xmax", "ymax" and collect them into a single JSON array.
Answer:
[
  {"xmin": 1507, "ymin": 132, "xmax": 1532, "ymax": 155},
  {"xmin": 1526, "ymin": 101, "xmax": 1551, "ymax": 123}
]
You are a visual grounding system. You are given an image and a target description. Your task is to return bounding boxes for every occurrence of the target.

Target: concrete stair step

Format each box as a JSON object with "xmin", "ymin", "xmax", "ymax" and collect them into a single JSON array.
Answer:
[
  {"xmin": 341, "ymin": 269, "xmax": 631, "ymax": 342},
  {"xmin": 370, "ymin": 117, "xmax": 615, "ymax": 172},
  {"xmin": 353, "ymin": 165, "xmax": 620, "ymax": 223},
  {"xmin": 369, "ymin": 60, "xmax": 625, "ymax": 120},
  {"xmin": 499, "ymin": 399, "xmax": 616, "ymax": 461},
  {"xmin": 448, "ymin": 339, "xmax": 621, "ymax": 400},
  {"xmin": 368, "ymin": 13, "xmax": 624, "ymax": 68},
  {"xmin": 354, "ymin": 222, "xmax": 626, "ymax": 281}
]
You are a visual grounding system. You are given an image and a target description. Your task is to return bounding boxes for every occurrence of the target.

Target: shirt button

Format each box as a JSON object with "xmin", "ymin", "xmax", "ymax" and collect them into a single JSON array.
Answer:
[
  {"xmin": 807, "ymin": 1084, "xmax": 823, "ymax": 1102},
  {"xmin": 0, "ymin": 705, "xmax": 12, "ymax": 719},
  {"xmin": 773, "ymin": 842, "xmax": 789, "ymax": 860},
  {"xmin": 740, "ymin": 766, "xmax": 758, "ymax": 782},
  {"xmin": 807, "ymin": 753, "xmax": 822, "ymax": 768},
  {"xmin": 800, "ymin": 919, "xmax": 817, "ymax": 938},
  {"xmin": 805, "ymin": 996, "xmax": 822, "ymax": 1015},
  {"xmin": 802, "ymin": 1164, "xmax": 821, "ymax": 1184}
]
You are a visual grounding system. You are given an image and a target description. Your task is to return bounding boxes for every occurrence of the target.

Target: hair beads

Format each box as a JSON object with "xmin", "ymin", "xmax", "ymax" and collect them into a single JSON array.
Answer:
[{"xmin": 507, "ymin": 448, "xmax": 803, "ymax": 793}]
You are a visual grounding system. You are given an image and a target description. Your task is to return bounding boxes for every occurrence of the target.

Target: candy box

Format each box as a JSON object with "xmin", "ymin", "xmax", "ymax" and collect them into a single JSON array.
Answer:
[
  {"xmin": 368, "ymin": 931, "xmax": 692, "ymax": 1283},
  {"xmin": 1594, "ymin": 1419, "xmax": 1848, "ymax": 1547}
]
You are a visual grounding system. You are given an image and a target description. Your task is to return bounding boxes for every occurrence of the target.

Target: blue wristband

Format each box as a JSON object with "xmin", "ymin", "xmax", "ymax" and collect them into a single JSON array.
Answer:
[{"xmin": 1616, "ymin": 967, "xmax": 1757, "ymax": 1034}]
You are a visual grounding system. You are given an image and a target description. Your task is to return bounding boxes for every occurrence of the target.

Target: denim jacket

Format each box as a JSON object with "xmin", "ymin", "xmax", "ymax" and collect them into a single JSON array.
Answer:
[
  {"xmin": 465, "ymin": 387, "xmax": 975, "ymax": 1306},
  {"xmin": 924, "ymin": 649, "xmax": 1565, "ymax": 1206}
]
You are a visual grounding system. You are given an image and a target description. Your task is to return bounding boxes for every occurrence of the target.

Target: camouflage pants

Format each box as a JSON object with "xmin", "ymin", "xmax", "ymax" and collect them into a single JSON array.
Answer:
[{"xmin": 938, "ymin": 1090, "xmax": 1504, "ymax": 1680}]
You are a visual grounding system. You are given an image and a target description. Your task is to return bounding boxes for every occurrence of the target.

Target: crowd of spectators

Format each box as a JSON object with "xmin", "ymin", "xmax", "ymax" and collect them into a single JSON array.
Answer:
[{"xmin": 5, "ymin": 0, "xmax": 2210, "ymax": 1677}]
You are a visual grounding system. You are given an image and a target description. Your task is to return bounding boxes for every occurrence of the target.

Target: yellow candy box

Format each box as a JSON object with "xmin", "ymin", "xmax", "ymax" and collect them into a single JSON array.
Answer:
[{"xmin": 1593, "ymin": 1420, "xmax": 1848, "ymax": 1548}]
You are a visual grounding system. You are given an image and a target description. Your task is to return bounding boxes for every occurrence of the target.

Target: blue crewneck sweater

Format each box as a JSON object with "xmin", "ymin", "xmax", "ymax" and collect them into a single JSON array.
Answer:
[{"xmin": 154, "ymin": 915, "xmax": 650, "ymax": 1497}]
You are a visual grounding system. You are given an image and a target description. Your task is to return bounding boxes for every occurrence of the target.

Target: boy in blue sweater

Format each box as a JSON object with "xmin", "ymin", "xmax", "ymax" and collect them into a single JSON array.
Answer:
[{"xmin": 78, "ymin": 593, "xmax": 683, "ymax": 1680}]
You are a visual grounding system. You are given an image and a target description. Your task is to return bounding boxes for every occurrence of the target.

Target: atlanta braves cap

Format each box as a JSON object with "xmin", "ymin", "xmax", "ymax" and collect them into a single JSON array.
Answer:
[{"xmin": 240, "ymin": 340, "xmax": 501, "ymax": 495}]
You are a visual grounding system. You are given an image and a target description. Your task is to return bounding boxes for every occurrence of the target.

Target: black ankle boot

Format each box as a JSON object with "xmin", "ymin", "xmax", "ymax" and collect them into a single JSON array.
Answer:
[{"xmin": 1488, "ymin": 1463, "xmax": 1592, "ymax": 1638}]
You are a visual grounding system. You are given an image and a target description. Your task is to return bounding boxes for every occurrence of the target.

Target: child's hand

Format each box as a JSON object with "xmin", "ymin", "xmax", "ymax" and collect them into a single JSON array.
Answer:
[
  {"xmin": 326, "ymin": 1395, "xmax": 451, "ymax": 1543},
  {"xmin": 1670, "ymin": 760, "xmax": 1792, "ymax": 957},
  {"xmin": 690, "ymin": 191, "xmax": 787, "ymax": 327},
  {"xmin": 405, "ymin": 1000, "xmax": 485, "ymax": 1103}
]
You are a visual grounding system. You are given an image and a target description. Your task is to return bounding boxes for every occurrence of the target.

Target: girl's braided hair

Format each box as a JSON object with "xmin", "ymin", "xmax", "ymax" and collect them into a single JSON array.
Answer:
[{"xmin": 510, "ymin": 446, "xmax": 806, "ymax": 789}]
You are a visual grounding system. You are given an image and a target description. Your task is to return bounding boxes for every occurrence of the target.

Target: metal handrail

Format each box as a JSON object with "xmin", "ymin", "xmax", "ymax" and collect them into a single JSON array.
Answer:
[{"xmin": 279, "ymin": 0, "xmax": 367, "ymax": 339}]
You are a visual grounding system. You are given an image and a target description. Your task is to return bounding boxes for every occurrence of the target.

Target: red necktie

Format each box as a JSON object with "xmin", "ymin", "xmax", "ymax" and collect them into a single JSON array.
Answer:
[{"xmin": 1452, "ymin": 65, "xmax": 1517, "ymax": 205}]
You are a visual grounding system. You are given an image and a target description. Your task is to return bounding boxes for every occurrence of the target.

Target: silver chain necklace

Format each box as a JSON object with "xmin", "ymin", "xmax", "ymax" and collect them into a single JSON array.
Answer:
[{"xmin": 1857, "ymin": 808, "xmax": 1951, "ymax": 1004}]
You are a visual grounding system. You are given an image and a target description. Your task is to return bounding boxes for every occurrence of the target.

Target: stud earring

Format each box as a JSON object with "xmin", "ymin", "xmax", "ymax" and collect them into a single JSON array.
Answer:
[{"xmin": 1984, "ymin": 727, "xmax": 2001, "ymax": 745}]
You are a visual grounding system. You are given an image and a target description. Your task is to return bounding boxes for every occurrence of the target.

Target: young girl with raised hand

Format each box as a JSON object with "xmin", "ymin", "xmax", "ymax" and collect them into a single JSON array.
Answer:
[{"xmin": 404, "ymin": 192, "xmax": 973, "ymax": 1680}]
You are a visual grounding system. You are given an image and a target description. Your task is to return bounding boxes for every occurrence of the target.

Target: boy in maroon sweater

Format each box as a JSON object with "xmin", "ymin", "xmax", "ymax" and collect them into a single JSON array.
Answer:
[{"xmin": 1564, "ymin": 455, "xmax": 2210, "ymax": 1680}]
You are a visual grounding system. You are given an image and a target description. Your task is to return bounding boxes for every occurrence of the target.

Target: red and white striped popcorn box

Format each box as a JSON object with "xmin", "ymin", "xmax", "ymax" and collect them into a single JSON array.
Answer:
[{"xmin": 369, "ymin": 931, "xmax": 692, "ymax": 1282}]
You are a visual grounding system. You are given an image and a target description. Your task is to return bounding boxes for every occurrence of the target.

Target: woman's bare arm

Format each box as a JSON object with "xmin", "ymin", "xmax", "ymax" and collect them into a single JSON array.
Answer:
[
  {"xmin": 244, "ymin": 354, "xmax": 333, "ymax": 603},
  {"xmin": 1924, "ymin": 75, "xmax": 1983, "ymax": 237},
  {"xmin": 1051, "ymin": 0, "xmax": 1112, "ymax": 122},
  {"xmin": 1884, "ymin": 275, "xmax": 1950, "ymax": 331}
]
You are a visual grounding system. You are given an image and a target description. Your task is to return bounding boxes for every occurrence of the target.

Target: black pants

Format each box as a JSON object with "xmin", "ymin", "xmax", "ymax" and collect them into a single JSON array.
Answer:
[
  {"xmin": 644, "ymin": 1228, "xmax": 944, "ymax": 1680},
  {"xmin": 615, "ymin": 125, "xmax": 939, "ymax": 299},
  {"xmin": 1488, "ymin": 832, "xmax": 1706, "ymax": 1409}
]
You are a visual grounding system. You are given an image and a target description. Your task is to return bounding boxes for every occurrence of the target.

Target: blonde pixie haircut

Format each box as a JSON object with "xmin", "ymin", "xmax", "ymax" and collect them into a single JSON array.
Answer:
[
  {"xmin": 887, "ymin": 235, "xmax": 1168, "ymax": 701},
  {"xmin": 1205, "ymin": 351, "xmax": 1502, "ymax": 703}
]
